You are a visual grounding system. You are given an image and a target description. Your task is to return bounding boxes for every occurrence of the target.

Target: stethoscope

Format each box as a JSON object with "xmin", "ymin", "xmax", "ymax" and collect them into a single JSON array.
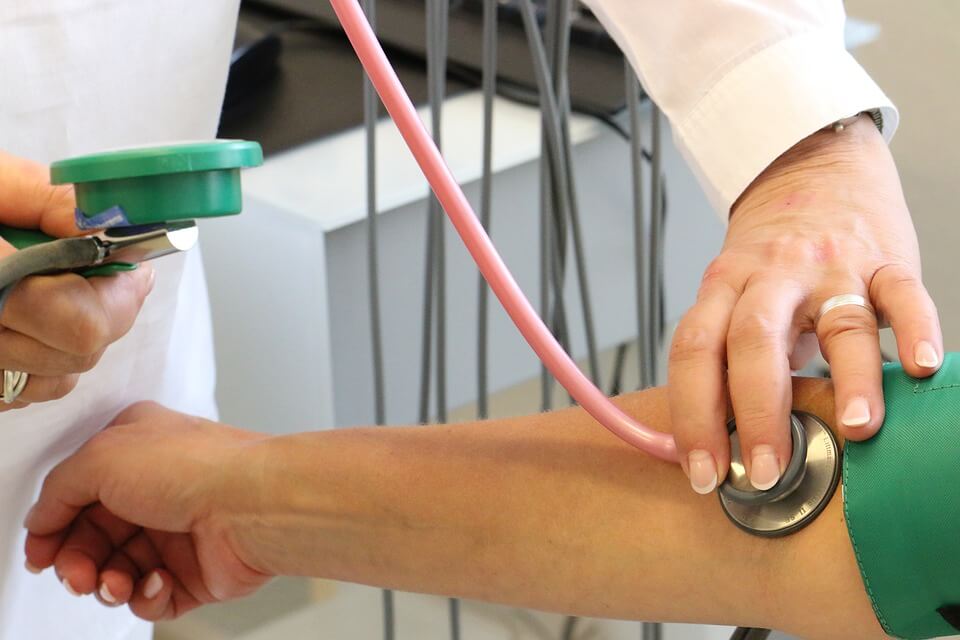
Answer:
[{"xmin": 326, "ymin": 0, "xmax": 842, "ymax": 538}]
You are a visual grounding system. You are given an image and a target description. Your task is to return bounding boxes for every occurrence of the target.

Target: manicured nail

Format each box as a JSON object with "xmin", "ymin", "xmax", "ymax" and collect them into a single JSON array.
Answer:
[
  {"xmin": 62, "ymin": 577, "xmax": 81, "ymax": 597},
  {"xmin": 99, "ymin": 582, "xmax": 117, "ymax": 604},
  {"xmin": 143, "ymin": 572, "xmax": 163, "ymax": 599},
  {"xmin": 915, "ymin": 341, "xmax": 939, "ymax": 368},
  {"xmin": 687, "ymin": 450, "xmax": 718, "ymax": 494},
  {"xmin": 24, "ymin": 560, "xmax": 42, "ymax": 575},
  {"xmin": 750, "ymin": 445, "xmax": 780, "ymax": 491},
  {"xmin": 841, "ymin": 397, "xmax": 871, "ymax": 428},
  {"xmin": 144, "ymin": 266, "xmax": 157, "ymax": 294}
]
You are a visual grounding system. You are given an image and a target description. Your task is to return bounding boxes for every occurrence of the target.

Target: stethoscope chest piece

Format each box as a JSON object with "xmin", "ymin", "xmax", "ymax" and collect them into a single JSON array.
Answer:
[{"xmin": 718, "ymin": 412, "xmax": 841, "ymax": 537}]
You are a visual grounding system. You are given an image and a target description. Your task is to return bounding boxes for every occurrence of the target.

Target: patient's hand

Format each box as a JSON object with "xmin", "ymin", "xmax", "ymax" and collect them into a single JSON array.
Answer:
[
  {"xmin": 24, "ymin": 402, "xmax": 271, "ymax": 619},
  {"xmin": 0, "ymin": 151, "xmax": 155, "ymax": 409}
]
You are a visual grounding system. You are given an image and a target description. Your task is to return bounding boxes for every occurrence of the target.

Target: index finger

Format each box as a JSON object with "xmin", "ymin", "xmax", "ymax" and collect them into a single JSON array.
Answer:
[
  {"xmin": 726, "ymin": 279, "xmax": 803, "ymax": 490},
  {"xmin": 0, "ymin": 150, "xmax": 78, "ymax": 238},
  {"xmin": 668, "ymin": 279, "xmax": 739, "ymax": 494}
]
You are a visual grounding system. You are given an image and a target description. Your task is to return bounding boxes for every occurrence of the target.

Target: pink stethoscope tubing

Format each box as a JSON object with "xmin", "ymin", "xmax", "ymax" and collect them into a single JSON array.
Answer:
[{"xmin": 329, "ymin": 0, "xmax": 679, "ymax": 463}]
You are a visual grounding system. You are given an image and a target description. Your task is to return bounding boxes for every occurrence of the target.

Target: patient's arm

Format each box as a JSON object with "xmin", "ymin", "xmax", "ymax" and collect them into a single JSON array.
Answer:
[{"xmin": 24, "ymin": 378, "xmax": 882, "ymax": 638}]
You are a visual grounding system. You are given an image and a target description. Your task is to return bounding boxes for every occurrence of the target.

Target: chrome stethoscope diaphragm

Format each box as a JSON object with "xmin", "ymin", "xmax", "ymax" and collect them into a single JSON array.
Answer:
[{"xmin": 718, "ymin": 412, "xmax": 841, "ymax": 537}]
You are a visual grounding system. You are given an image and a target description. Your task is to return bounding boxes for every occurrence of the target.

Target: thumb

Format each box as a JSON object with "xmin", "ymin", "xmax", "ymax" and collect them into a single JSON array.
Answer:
[
  {"xmin": 23, "ymin": 436, "xmax": 106, "ymax": 537},
  {"xmin": 0, "ymin": 150, "xmax": 78, "ymax": 238}
]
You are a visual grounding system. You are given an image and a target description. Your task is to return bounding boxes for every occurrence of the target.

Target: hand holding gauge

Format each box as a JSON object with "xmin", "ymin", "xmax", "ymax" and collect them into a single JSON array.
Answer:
[{"xmin": 0, "ymin": 141, "xmax": 262, "ymax": 408}]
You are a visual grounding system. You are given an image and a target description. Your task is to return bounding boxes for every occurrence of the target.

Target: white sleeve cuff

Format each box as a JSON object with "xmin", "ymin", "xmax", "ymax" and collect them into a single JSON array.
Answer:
[{"xmin": 672, "ymin": 28, "xmax": 899, "ymax": 217}]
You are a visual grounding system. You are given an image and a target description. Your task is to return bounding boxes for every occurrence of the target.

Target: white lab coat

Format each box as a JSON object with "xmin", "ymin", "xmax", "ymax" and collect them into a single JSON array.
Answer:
[
  {"xmin": 0, "ymin": 1, "xmax": 239, "ymax": 637},
  {"xmin": 584, "ymin": 0, "xmax": 898, "ymax": 213}
]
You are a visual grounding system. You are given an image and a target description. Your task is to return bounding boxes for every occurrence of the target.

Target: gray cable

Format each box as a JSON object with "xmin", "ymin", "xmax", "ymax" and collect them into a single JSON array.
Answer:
[
  {"xmin": 538, "ymin": 160, "xmax": 553, "ymax": 410},
  {"xmin": 542, "ymin": 0, "xmax": 567, "ymax": 364},
  {"xmin": 476, "ymin": 0, "xmax": 497, "ymax": 420},
  {"xmin": 432, "ymin": 0, "xmax": 449, "ymax": 426},
  {"xmin": 625, "ymin": 64, "xmax": 651, "ymax": 390},
  {"xmin": 538, "ymin": 0, "xmax": 558, "ymax": 413},
  {"xmin": 417, "ymin": 213, "xmax": 436, "ymax": 424},
  {"xmin": 649, "ymin": 104, "xmax": 663, "ymax": 386},
  {"xmin": 520, "ymin": 0, "xmax": 583, "ymax": 411},
  {"xmin": 551, "ymin": 0, "xmax": 600, "ymax": 388},
  {"xmin": 424, "ymin": 0, "xmax": 457, "ymax": 635},
  {"xmin": 543, "ymin": 0, "xmax": 575, "ymax": 391},
  {"xmin": 361, "ymin": 0, "xmax": 385, "ymax": 451},
  {"xmin": 360, "ymin": 0, "xmax": 394, "ymax": 636},
  {"xmin": 641, "ymin": 621, "xmax": 663, "ymax": 640},
  {"xmin": 417, "ymin": 0, "xmax": 438, "ymax": 425}
]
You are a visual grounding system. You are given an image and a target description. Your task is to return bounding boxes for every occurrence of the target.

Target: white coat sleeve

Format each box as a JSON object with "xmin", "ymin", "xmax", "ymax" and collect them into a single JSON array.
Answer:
[{"xmin": 581, "ymin": 0, "xmax": 899, "ymax": 215}]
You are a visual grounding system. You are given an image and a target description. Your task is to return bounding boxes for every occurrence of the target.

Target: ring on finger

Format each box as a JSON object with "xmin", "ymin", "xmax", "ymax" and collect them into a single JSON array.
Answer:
[
  {"xmin": 815, "ymin": 294, "xmax": 875, "ymax": 327},
  {"xmin": 1, "ymin": 370, "xmax": 29, "ymax": 404}
]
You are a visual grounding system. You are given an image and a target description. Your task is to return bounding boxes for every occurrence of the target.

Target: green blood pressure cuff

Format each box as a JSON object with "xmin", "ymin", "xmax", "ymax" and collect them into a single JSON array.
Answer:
[{"xmin": 843, "ymin": 353, "xmax": 960, "ymax": 639}]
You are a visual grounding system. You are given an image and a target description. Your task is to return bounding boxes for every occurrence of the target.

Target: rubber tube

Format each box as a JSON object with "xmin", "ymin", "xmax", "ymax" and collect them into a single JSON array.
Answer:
[
  {"xmin": 328, "ymin": 0, "xmax": 679, "ymax": 462},
  {"xmin": 0, "ymin": 239, "xmax": 101, "ymax": 315}
]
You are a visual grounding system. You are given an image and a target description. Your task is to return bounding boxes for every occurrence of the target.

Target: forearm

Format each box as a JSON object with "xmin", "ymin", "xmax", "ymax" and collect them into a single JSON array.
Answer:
[{"xmin": 232, "ymin": 380, "xmax": 881, "ymax": 638}]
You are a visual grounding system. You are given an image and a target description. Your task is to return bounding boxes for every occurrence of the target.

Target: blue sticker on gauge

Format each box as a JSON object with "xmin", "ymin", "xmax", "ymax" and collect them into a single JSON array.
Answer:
[{"xmin": 75, "ymin": 206, "xmax": 131, "ymax": 230}]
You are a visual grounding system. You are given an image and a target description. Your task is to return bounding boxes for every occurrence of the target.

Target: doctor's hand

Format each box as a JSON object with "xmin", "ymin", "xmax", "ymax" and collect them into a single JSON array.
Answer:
[
  {"xmin": 23, "ymin": 402, "xmax": 271, "ymax": 619},
  {"xmin": 0, "ymin": 151, "xmax": 155, "ymax": 410},
  {"xmin": 669, "ymin": 114, "xmax": 941, "ymax": 495}
]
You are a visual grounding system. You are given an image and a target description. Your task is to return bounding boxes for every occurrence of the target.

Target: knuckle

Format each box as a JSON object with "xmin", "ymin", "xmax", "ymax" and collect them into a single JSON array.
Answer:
[
  {"xmin": 817, "ymin": 309, "xmax": 876, "ymax": 344},
  {"xmin": 670, "ymin": 324, "xmax": 718, "ymax": 364},
  {"xmin": 49, "ymin": 375, "xmax": 79, "ymax": 401},
  {"xmin": 73, "ymin": 350, "xmax": 104, "ymax": 374},
  {"xmin": 66, "ymin": 303, "xmax": 111, "ymax": 356},
  {"xmin": 673, "ymin": 419, "xmax": 727, "ymax": 453},
  {"xmin": 761, "ymin": 233, "xmax": 820, "ymax": 264},
  {"xmin": 728, "ymin": 313, "xmax": 780, "ymax": 351},
  {"xmin": 733, "ymin": 404, "xmax": 783, "ymax": 432},
  {"xmin": 701, "ymin": 257, "xmax": 731, "ymax": 285},
  {"xmin": 773, "ymin": 234, "xmax": 807, "ymax": 261},
  {"xmin": 869, "ymin": 263, "xmax": 919, "ymax": 296}
]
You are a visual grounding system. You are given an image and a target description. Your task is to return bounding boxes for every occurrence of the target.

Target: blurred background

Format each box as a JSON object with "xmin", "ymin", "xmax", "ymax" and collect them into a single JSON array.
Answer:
[{"xmin": 156, "ymin": 1, "xmax": 959, "ymax": 638}]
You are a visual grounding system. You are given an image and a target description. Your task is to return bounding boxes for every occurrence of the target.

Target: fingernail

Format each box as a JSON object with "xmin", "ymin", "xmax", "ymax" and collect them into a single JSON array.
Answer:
[
  {"xmin": 687, "ymin": 450, "xmax": 718, "ymax": 494},
  {"xmin": 841, "ymin": 397, "xmax": 871, "ymax": 428},
  {"xmin": 142, "ymin": 265, "xmax": 157, "ymax": 294},
  {"xmin": 143, "ymin": 572, "xmax": 163, "ymax": 599},
  {"xmin": 915, "ymin": 341, "xmax": 939, "ymax": 368},
  {"xmin": 99, "ymin": 582, "xmax": 117, "ymax": 604},
  {"xmin": 24, "ymin": 560, "xmax": 42, "ymax": 575},
  {"xmin": 750, "ymin": 445, "xmax": 780, "ymax": 491},
  {"xmin": 62, "ymin": 577, "xmax": 81, "ymax": 597}
]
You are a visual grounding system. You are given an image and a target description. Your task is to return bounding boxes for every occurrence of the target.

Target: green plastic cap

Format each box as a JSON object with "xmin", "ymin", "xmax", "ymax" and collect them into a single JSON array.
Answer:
[{"xmin": 50, "ymin": 140, "xmax": 263, "ymax": 225}]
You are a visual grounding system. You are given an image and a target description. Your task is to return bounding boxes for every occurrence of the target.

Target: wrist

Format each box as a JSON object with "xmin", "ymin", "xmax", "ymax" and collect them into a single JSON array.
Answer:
[
  {"xmin": 224, "ymin": 429, "xmax": 389, "ymax": 579},
  {"xmin": 200, "ymin": 433, "xmax": 281, "ymax": 577},
  {"xmin": 731, "ymin": 113, "xmax": 889, "ymax": 220}
]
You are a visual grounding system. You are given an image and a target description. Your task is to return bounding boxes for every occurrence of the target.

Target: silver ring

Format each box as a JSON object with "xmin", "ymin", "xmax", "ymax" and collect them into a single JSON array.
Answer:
[
  {"xmin": 1, "ymin": 370, "xmax": 28, "ymax": 405},
  {"xmin": 815, "ymin": 294, "xmax": 875, "ymax": 326}
]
